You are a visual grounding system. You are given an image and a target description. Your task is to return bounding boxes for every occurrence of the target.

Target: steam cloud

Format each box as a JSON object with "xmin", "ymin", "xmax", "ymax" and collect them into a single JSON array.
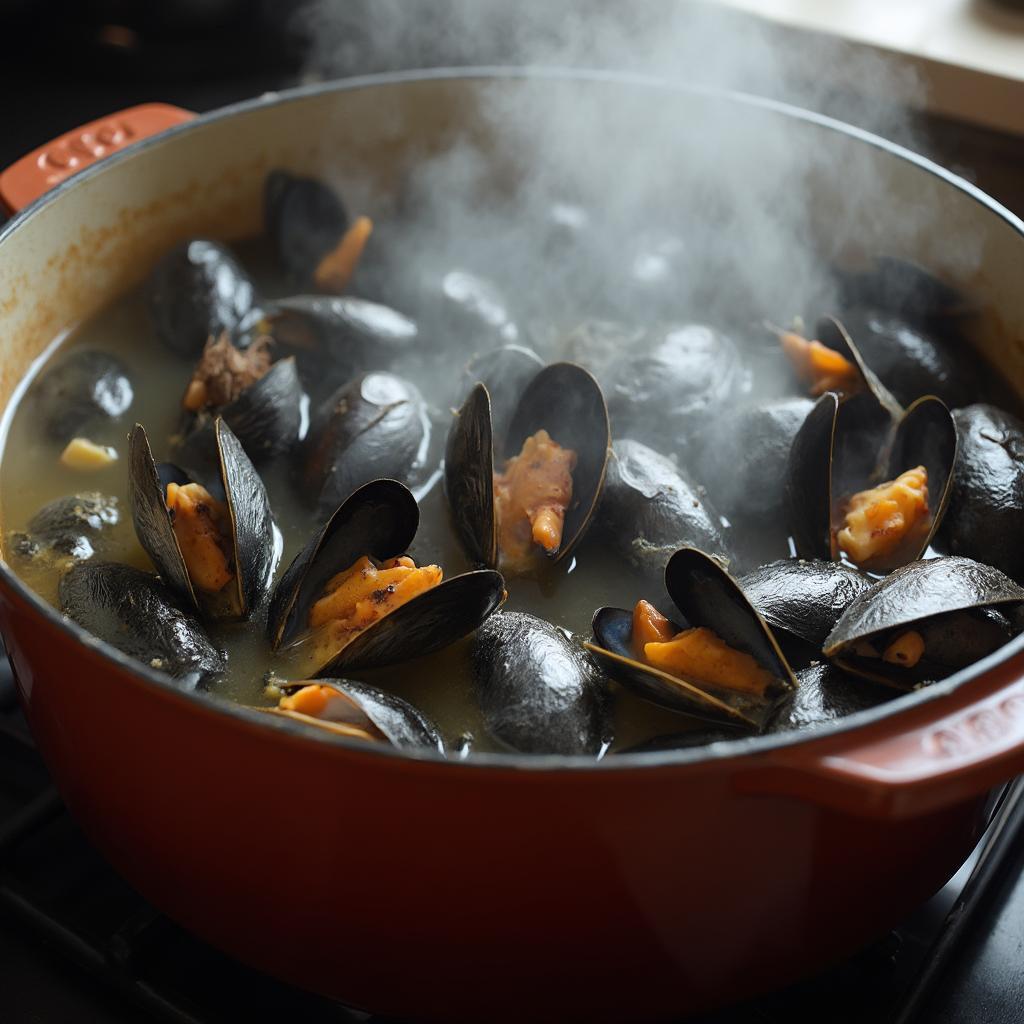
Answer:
[{"xmin": 285, "ymin": 0, "xmax": 938, "ymax": 570}]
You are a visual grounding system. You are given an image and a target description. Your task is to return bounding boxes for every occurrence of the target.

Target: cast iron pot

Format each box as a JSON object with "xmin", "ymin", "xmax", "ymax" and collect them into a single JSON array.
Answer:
[{"xmin": 1, "ymin": 69, "xmax": 1024, "ymax": 1023}]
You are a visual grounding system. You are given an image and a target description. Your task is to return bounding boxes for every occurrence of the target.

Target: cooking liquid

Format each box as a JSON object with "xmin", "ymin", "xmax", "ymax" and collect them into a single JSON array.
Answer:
[{"xmin": 0, "ymin": 241, "xmax": 717, "ymax": 754}]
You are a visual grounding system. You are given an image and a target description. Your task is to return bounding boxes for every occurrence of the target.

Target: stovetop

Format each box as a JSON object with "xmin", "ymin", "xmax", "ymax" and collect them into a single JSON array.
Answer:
[{"xmin": 2, "ymin": 6, "xmax": 1024, "ymax": 1020}]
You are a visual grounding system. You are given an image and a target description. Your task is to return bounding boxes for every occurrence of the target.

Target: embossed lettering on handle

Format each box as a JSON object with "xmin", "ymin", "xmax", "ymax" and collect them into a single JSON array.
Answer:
[
  {"xmin": 0, "ymin": 103, "xmax": 195, "ymax": 215},
  {"xmin": 740, "ymin": 661, "xmax": 1024, "ymax": 820}
]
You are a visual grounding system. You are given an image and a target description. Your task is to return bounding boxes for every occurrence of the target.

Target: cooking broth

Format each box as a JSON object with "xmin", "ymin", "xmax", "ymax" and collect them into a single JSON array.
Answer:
[
  {"xmin": 0, "ymin": 239, "xmax": 709, "ymax": 752},
  {"xmin": 2, "ymin": 225, "xmax": 1020, "ymax": 756}
]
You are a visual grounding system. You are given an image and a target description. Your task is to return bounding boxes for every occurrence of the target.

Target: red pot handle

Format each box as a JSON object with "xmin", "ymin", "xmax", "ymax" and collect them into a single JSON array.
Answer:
[
  {"xmin": 0, "ymin": 103, "xmax": 195, "ymax": 216},
  {"xmin": 740, "ymin": 649, "xmax": 1024, "ymax": 819}
]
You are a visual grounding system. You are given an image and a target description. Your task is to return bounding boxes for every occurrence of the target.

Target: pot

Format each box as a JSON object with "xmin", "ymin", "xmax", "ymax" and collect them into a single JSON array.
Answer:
[{"xmin": 1, "ymin": 69, "xmax": 1024, "ymax": 1023}]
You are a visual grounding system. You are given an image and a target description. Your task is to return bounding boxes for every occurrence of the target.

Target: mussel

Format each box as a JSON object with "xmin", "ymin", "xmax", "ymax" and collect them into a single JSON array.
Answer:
[
  {"xmin": 264, "ymin": 170, "xmax": 372, "ymax": 292},
  {"xmin": 836, "ymin": 307, "xmax": 980, "ymax": 410},
  {"xmin": 774, "ymin": 315, "xmax": 902, "ymax": 418},
  {"xmin": 462, "ymin": 345, "xmax": 544, "ymax": 442},
  {"xmin": 600, "ymin": 323, "xmax": 750, "ymax": 452},
  {"xmin": 787, "ymin": 390, "xmax": 957, "ymax": 573},
  {"xmin": 265, "ymin": 679, "xmax": 444, "ymax": 753},
  {"xmin": 9, "ymin": 492, "xmax": 120, "ymax": 563},
  {"xmin": 129, "ymin": 419, "xmax": 277, "ymax": 621},
  {"xmin": 264, "ymin": 295, "xmax": 419, "ymax": 399},
  {"xmin": 555, "ymin": 320, "xmax": 646, "ymax": 385},
  {"xmin": 266, "ymin": 478, "xmax": 504, "ymax": 677},
  {"xmin": 768, "ymin": 663, "xmax": 892, "ymax": 732},
  {"xmin": 31, "ymin": 349, "xmax": 133, "ymax": 444},
  {"xmin": 147, "ymin": 240, "xmax": 258, "ymax": 357},
  {"xmin": 739, "ymin": 558, "xmax": 875, "ymax": 651},
  {"xmin": 419, "ymin": 267, "xmax": 520, "ymax": 350},
  {"xmin": 938, "ymin": 404, "xmax": 1024, "ymax": 582},
  {"xmin": 301, "ymin": 372, "xmax": 429, "ymax": 518},
  {"xmin": 824, "ymin": 556, "xmax": 1024, "ymax": 688},
  {"xmin": 472, "ymin": 611, "xmax": 610, "ymax": 756},
  {"xmin": 59, "ymin": 562, "xmax": 225, "ymax": 686},
  {"xmin": 444, "ymin": 362, "xmax": 610, "ymax": 572},
  {"xmin": 691, "ymin": 396, "xmax": 813, "ymax": 531},
  {"xmin": 597, "ymin": 438, "xmax": 731, "ymax": 587},
  {"xmin": 587, "ymin": 548, "xmax": 797, "ymax": 731},
  {"xmin": 177, "ymin": 331, "xmax": 303, "ymax": 463},
  {"xmin": 837, "ymin": 256, "xmax": 977, "ymax": 323}
]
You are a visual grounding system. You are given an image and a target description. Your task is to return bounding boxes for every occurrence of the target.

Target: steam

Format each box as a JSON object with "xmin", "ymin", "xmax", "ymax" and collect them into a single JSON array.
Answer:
[{"xmin": 286, "ymin": 0, "xmax": 940, "ymax": 565}]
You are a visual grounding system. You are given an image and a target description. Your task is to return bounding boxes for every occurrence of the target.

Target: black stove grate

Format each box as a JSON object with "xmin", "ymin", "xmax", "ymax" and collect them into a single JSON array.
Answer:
[{"xmin": 1, "ymin": 656, "xmax": 1023, "ymax": 1024}]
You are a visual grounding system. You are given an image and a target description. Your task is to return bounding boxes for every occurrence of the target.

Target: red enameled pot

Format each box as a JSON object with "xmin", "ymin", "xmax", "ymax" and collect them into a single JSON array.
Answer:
[{"xmin": 1, "ymin": 70, "xmax": 1024, "ymax": 1023}]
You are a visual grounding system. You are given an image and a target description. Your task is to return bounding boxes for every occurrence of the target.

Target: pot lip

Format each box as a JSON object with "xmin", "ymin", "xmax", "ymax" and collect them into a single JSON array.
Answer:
[{"xmin": 3, "ymin": 64, "xmax": 1024, "ymax": 775}]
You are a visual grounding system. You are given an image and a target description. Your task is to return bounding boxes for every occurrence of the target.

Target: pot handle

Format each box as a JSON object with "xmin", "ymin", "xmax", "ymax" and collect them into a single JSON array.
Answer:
[
  {"xmin": 739, "ymin": 652, "xmax": 1024, "ymax": 819},
  {"xmin": 0, "ymin": 103, "xmax": 195, "ymax": 216}
]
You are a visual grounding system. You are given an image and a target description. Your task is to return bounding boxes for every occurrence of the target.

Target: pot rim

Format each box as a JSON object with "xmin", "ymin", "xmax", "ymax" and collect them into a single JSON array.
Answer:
[{"xmin": 3, "ymin": 64, "xmax": 1024, "ymax": 774}]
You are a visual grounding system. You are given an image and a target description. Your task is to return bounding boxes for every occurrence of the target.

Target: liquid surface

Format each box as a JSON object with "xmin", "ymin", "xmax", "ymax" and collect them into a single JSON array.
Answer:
[{"xmin": 0, "ymin": 241, "xmax": 703, "ymax": 753}]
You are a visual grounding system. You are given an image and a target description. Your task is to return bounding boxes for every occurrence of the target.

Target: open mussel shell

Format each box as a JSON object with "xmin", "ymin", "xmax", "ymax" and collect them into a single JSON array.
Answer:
[
  {"xmin": 739, "ymin": 558, "xmax": 875, "ymax": 649},
  {"xmin": 129, "ymin": 419, "xmax": 276, "ymax": 620},
  {"xmin": 815, "ymin": 315, "xmax": 903, "ymax": 420},
  {"xmin": 178, "ymin": 355, "xmax": 303, "ymax": 468},
  {"xmin": 59, "ymin": 562, "xmax": 224, "ymax": 687},
  {"xmin": 586, "ymin": 548, "xmax": 797, "ymax": 731},
  {"xmin": 267, "ymin": 478, "xmax": 505, "ymax": 675},
  {"xmin": 444, "ymin": 362, "xmax": 610, "ymax": 570},
  {"xmin": 786, "ymin": 389, "xmax": 957, "ymax": 572},
  {"xmin": 267, "ymin": 680, "xmax": 444, "ymax": 753},
  {"xmin": 824, "ymin": 555, "xmax": 1024, "ymax": 688}
]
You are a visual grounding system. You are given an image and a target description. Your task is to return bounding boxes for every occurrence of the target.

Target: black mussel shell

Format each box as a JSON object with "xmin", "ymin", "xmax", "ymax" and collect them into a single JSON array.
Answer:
[
  {"xmin": 739, "ymin": 558, "xmax": 875, "ymax": 649},
  {"xmin": 129, "ymin": 420, "xmax": 276, "ymax": 620},
  {"xmin": 264, "ymin": 170, "xmax": 350, "ymax": 288},
  {"xmin": 786, "ymin": 391, "xmax": 839, "ymax": 561},
  {"xmin": 445, "ymin": 363, "xmax": 610, "ymax": 570},
  {"xmin": 824, "ymin": 556, "xmax": 1024, "ymax": 687},
  {"xmin": 463, "ymin": 345, "xmax": 544, "ymax": 442},
  {"xmin": 938, "ymin": 404, "xmax": 1024, "ymax": 582},
  {"xmin": 219, "ymin": 356, "xmax": 303, "ymax": 461},
  {"xmin": 768, "ymin": 663, "xmax": 892, "ymax": 732},
  {"xmin": 267, "ymin": 479, "xmax": 504, "ymax": 675},
  {"xmin": 302, "ymin": 373, "xmax": 428, "ymax": 518},
  {"xmin": 177, "ymin": 355, "xmax": 304, "ymax": 469},
  {"xmin": 445, "ymin": 384, "xmax": 497, "ymax": 567},
  {"xmin": 838, "ymin": 257, "xmax": 976, "ymax": 323},
  {"xmin": 693, "ymin": 396, "xmax": 813, "ymax": 530},
  {"xmin": 587, "ymin": 549, "xmax": 797, "ymax": 731},
  {"xmin": 601, "ymin": 323, "xmax": 748, "ymax": 451},
  {"xmin": 598, "ymin": 438, "xmax": 730, "ymax": 588},
  {"xmin": 428, "ymin": 268, "xmax": 520, "ymax": 349},
  {"xmin": 473, "ymin": 611, "xmax": 610, "ymax": 756},
  {"xmin": 266, "ymin": 295, "xmax": 418, "ymax": 398},
  {"xmin": 587, "ymin": 606, "xmax": 758, "ymax": 728},
  {"xmin": 787, "ymin": 390, "xmax": 956, "ymax": 572},
  {"xmin": 32, "ymin": 349, "xmax": 133, "ymax": 444},
  {"xmin": 665, "ymin": 549, "xmax": 798, "ymax": 694},
  {"xmin": 815, "ymin": 315, "xmax": 902, "ymax": 420},
  {"xmin": 837, "ymin": 307, "xmax": 978, "ymax": 410},
  {"xmin": 504, "ymin": 362, "xmax": 611, "ymax": 563},
  {"xmin": 147, "ymin": 240, "xmax": 257, "ymax": 357},
  {"xmin": 268, "ymin": 478, "xmax": 419, "ymax": 648},
  {"xmin": 10, "ymin": 492, "xmax": 120, "ymax": 563},
  {"xmin": 59, "ymin": 562, "xmax": 224, "ymax": 686},
  {"xmin": 271, "ymin": 680, "xmax": 444, "ymax": 753}
]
